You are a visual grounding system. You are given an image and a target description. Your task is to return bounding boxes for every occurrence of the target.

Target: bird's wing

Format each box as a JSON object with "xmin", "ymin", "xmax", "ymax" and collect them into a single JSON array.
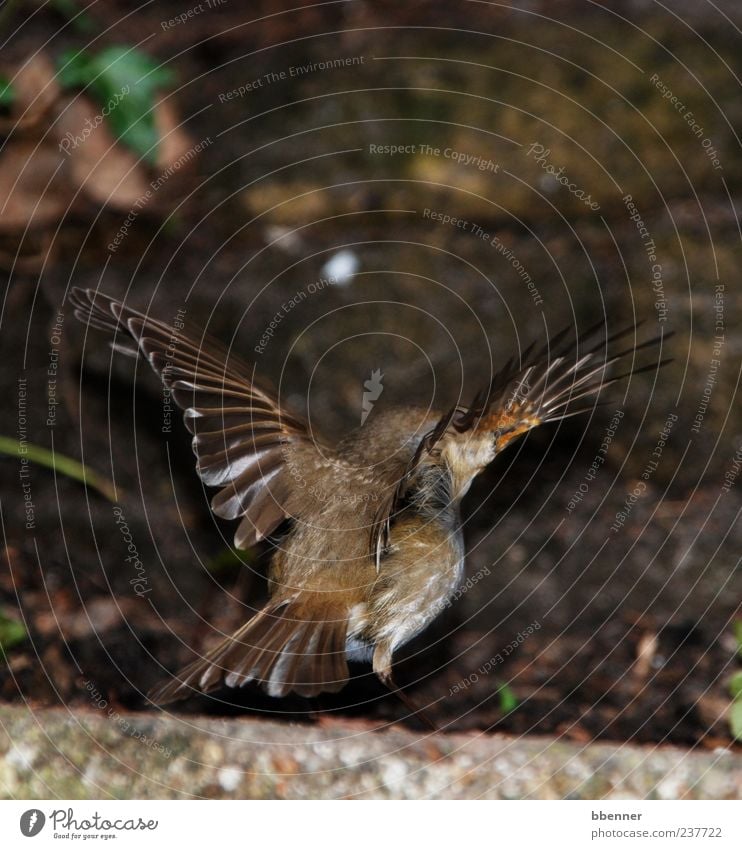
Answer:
[
  {"xmin": 453, "ymin": 320, "xmax": 672, "ymax": 445},
  {"xmin": 70, "ymin": 287, "xmax": 324, "ymax": 549},
  {"xmin": 370, "ymin": 320, "xmax": 672, "ymax": 563}
]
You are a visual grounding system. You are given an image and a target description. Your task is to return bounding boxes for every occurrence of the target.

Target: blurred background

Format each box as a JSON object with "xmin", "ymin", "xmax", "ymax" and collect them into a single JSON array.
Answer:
[{"xmin": 0, "ymin": 0, "xmax": 740, "ymax": 746}]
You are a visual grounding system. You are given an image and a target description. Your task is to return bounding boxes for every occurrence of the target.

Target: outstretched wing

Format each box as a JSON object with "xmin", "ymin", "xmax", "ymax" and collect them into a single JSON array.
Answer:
[
  {"xmin": 371, "ymin": 320, "xmax": 672, "ymax": 561},
  {"xmin": 70, "ymin": 287, "xmax": 321, "ymax": 549}
]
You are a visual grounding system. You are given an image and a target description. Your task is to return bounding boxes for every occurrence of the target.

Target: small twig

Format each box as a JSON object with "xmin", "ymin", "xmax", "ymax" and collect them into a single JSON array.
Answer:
[{"xmin": 632, "ymin": 631, "xmax": 659, "ymax": 682}]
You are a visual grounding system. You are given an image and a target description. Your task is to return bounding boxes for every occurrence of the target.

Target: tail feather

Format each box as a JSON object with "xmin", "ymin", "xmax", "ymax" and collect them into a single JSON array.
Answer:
[
  {"xmin": 224, "ymin": 608, "xmax": 298, "ymax": 689},
  {"xmin": 148, "ymin": 600, "xmax": 350, "ymax": 704}
]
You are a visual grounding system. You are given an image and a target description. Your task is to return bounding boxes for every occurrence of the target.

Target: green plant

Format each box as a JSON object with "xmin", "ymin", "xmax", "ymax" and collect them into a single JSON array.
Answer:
[
  {"xmin": 0, "ymin": 74, "xmax": 14, "ymax": 109},
  {"xmin": 0, "ymin": 435, "xmax": 117, "ymax": 502},
  {"xmin": 57, "ymin": 46, "xmax": 174, "ymax": 163},
  {"xmin": 497, "ymin": 681, "xmax": 519, "ymax": 714},
  {"xmin": 0, "ymin": 611, "xmax": 27, "ymax": 661}
]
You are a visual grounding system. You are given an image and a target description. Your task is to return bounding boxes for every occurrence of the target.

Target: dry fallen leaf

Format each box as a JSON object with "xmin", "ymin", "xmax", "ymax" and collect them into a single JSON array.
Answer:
[
  {"xmin": 632, "ymin": 631, "xmax": 659, "ymax": 682},
  {"xmin": 0, "ymin": 53, "xmax": 59, "ymax": 135},
  {"xmin": 0, "ymin": 138, "xmax": 71, "ymax": 232},
  {"xmin": 56, "ymin": 94, "xmax": 197, "ymax": 211}
]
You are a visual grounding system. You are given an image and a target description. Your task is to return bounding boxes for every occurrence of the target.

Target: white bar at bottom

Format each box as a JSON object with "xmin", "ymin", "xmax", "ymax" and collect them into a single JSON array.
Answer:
[{"xmin": 1, "ymin": 800, "xmax": 741, "ymax": 847}]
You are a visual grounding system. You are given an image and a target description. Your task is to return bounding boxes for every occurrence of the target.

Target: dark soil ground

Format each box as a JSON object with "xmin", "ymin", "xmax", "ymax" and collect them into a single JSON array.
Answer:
[{"xmin": 1, "ymin": 1, "xmax": 740, "ymax": 751}]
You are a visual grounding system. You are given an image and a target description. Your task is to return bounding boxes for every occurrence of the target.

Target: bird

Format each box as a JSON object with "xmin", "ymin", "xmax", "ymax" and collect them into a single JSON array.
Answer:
[{"xmin": 70, "ymin": 287, "xmax": 670, "ymax": 709}]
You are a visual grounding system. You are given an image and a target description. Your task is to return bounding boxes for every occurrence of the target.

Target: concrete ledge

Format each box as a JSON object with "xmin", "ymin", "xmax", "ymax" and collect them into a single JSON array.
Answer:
[{"xmin": 0, "ymin": 706, "xmax": 739, "ymax": 799}]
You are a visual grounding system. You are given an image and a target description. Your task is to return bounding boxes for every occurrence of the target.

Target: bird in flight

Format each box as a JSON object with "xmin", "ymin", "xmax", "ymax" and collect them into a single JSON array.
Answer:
[{"xmin": 70, "ymin": 287, "xmax": 669, "ymax": 710}]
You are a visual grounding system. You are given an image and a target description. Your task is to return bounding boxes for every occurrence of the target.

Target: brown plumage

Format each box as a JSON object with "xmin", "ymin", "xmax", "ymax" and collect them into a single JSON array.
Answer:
[{"xmin": 70, "ymin": 288, "xmax": 671, "ymax": 705}]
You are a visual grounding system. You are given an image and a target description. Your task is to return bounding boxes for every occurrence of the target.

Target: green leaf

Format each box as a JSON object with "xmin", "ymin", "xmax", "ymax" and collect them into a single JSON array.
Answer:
[
  {"xmin": 730, "ymin": 699, "xmax": 742, "ymax": 742},
  {"xmin": 729, "ymin": 671, "xmax": 742, "ymax": 700},
  {"xmin": 0, "ymin": 611, "xmax": 27, "ymax": 658},
  {"xmin": 734, "ymin": 620, "xmax": 742, "ymax": 655},
  {"xmin": 57, "ymin": 48, "xmax": 94, "ymax": 88},
  {"xmin": 0, "ymin": 74, "xmax": 15, "ymax": 108},
  {"xmin": 497, "ymin": 682, "xmax": 519, "ymax": 714},
  {"xmin": 56, "ymin": 46, "xmax": 175, "ymax": 164},
  {"xmin": 0, "ymin": 435, "xmax": 117, "ymax": 502}
]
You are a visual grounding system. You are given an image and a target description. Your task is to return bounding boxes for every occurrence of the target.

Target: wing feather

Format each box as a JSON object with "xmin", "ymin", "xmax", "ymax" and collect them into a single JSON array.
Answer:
[
  {"xmin": 70, "ymin": 287, "xmax": 321, "ymax": 549},
  {"xmin": 369, "ymin": 321, "xmax": 672, "ymax": 560}
]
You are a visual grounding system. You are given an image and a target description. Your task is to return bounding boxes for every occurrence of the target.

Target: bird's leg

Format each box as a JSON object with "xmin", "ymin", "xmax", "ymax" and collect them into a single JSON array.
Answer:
[{"xmin": 373, "ymin": 644, "xmax": 439, "ymax": 733}]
